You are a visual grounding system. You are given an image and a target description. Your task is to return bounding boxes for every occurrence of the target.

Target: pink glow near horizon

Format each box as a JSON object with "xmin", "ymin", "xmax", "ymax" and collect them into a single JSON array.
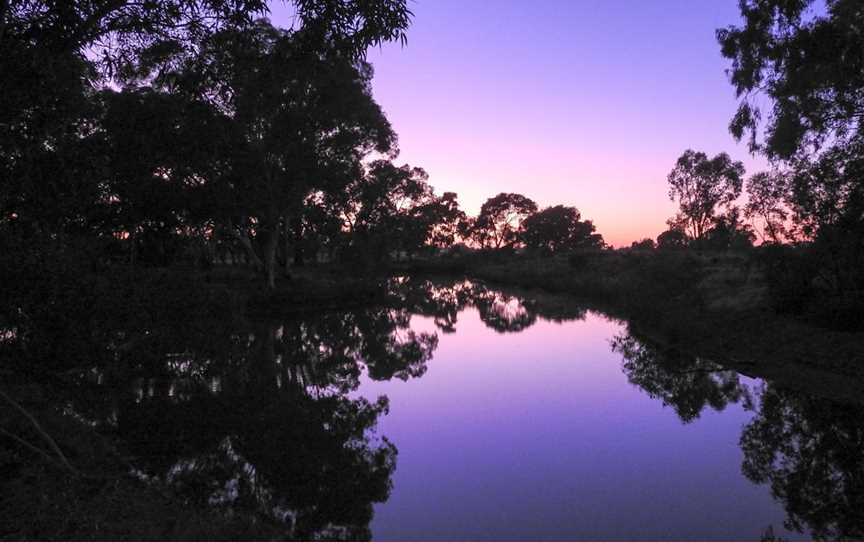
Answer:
[{"xmin": 269, "ymin": 1, "xmax": 769, "ymax": 247}]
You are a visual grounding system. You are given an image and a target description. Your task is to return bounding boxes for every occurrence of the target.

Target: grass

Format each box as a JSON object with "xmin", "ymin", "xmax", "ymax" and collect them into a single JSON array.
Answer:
[{"xmin": 456, "ymin": 249, "xmax": 864, "ymax": 384}]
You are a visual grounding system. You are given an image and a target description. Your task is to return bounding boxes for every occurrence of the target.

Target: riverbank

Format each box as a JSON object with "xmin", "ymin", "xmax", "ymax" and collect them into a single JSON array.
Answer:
[
  {"xmin": 205, "ymin": 253, "xmax": 864, "ymax": 385},
  {"xmin": 455, "ymin": 251, "xmax": 864, "ymax": 387}
]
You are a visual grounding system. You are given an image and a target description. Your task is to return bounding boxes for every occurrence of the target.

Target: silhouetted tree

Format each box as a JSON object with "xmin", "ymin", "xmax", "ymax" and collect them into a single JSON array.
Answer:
[
  {"xmin": 666, "ymin": 150, "xmax": 745, "ymax": 241},
  {"xmin": 744, "ymin": 172, "xmax": 791, "ymax": 244},
  {"xmin": 741, "ymin": 385, "xmax": 864, "ymax": 540},
  {"xmin": 0, "ymin": 0, "xmax": 266, "ymax": 237},
  {"xmin": 697, "ymin": 207, "xmax": 756, "ymax": 251},
  {"xmin": 167, "ymin": 20, "xmax": 396, "ymax": 286},
  {"xmin": 339, "ymin": 160, "xmax": 435, "ymax": 263},
  {"xmin": 0, "ymin": 0, "xmax": 414, "ymax": 287},
  {"xmin": 612, "ymin": 332, "xmax": 751, "ymax": 423},
  {"xmin": 630, "ymin": 238, "xmax": 656, "ymax": 250},
  {"xmin": 718, "ymin": 0, "xmax": 864, "ymax": 322},
  {"xmin": 717, "ymin": 0, "xmax": 864, "ymax": 160},
  {"xmin": 418, "ymin": 192, "xmax": 469, "ymax": 249},
  {"xmin": 656, "ymin": 228, "xmax": 688, "ymax": 250},
  {"xmin": 520, "ymin": 205, "xmax": 604, "ymax": 253},
  {"xmin": 470, "ymin": 193, "xmax": 537, "ymax": 249}
]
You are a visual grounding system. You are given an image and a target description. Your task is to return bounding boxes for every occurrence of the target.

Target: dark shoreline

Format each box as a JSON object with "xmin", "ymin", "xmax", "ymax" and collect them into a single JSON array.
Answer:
[{"xmin": 444, "ymin": 253, "xmax": 864, "ymax": 403}]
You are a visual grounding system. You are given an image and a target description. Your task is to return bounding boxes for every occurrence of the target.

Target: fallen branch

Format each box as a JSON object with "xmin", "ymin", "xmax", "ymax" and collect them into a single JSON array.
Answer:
[{"xmin": 0, "ymin": 389, "xmax": 79, "ymax": 476}]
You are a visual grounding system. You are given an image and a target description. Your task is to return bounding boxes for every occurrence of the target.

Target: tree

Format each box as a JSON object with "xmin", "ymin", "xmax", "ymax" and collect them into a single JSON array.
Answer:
[
  {"xmin": 719, "ymin": 1, "xmax": 864, "ymax": 318},
  {"xmin": 717, "ymin": 0, "xmax": 864, "ymax": 159},
  {"xmin": 340, "ymin": 160, "xmax": 435, "ymax": 263},
  {"xmin": 656, "ymin": 228, "xmax": 688, "ymax": 250},
  {"xmin": 418, "ymin": 192, "xmax": 468, "ymax": 249},
  {"xmin": 0, "ymin": 0, "xmax": 270, "ymax": 237},
  {"xmin": 699, "ymin": 207, "xmax": 757, "ymax": 251},
  {"xmin": 471, "ymin": 193, "xmax": 537, "ymax": 249},
  {"xmin": 170, "ymin": 20, "xmax": 397, "ymax": 287},
  {"xmin": 666, "ymin": 149, "xmax": 745, "ymax": 240},
  {"xmin": 630, "ymin": 238, "xmax": 656, "ymax": 251},
  {"xmin": 520, "ymin": 205, "xmax": 605, "ymax": 253},
  {"xmin": 744, "ymin": 172, "xmax": 790, "ymax": 244},
  {"xmin": 786, "ymin": 142, "xmax": 864, "ymax": 302},
  {"xmin": 1, "ymin": 1, "xmax": 413, "ymax": 287}
]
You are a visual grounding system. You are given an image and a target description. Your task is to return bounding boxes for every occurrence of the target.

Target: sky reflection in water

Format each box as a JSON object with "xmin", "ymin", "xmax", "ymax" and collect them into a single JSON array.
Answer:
[{"xmin": 359, "ymin": 306, "xmax": 803, "ymax": 542}]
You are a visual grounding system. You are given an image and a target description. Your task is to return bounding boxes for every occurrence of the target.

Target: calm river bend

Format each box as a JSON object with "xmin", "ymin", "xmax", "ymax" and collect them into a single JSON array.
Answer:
[{"xmin": 54, "ymin": 278, "xmax": 864, "ymax": 541}]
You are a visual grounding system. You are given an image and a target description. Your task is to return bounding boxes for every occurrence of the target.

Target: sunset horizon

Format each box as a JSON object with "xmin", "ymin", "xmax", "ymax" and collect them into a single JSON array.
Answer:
[
  {"xmin": 4, "ymin": 1, "xmax": 862, "ymax": 540},
  {"xmin": 271, "ymin": 0, "xmax": 769, "ymax": 246}
]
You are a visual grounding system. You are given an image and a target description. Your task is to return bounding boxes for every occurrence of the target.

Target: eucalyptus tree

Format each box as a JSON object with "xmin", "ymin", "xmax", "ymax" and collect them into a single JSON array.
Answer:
[
  {"xmin": 95, "ymin": 88, "xmax": 239, "ymax": 264},
  {"xmin": 338, "ymin": 160, "xmax": 435, "ymax": 263},
  {"xmin": 744, "ymin": 171, "xmax": 790, "ymax": 244},
  {"xmin": 717, "ymin": 0, "xmax": 864, "ymax": 160},
  {"xmin": 471, "ymin": 192, "xmax": 537, "ymax": 249},
  {"xmin": 718, "ymin": 0, "xmax": 864, "ymax": 308},
  {"xmin": 162, "ymin": 20, "xmax": 397, "ymax": 286},
  {"xmin": 520, "ymin": 205, "xmax": 604, "ymax": 253},
  {"xmin": 666, "ymin": 150, "xmax": 745, "ymax": 241},
  {"xmin": 0, "ymin": 0, "xmax": 270, "ymax": 237},
  {"xmin": 656, "ymin": 228, "xmax": 688, "ymax": 250},
  {"xmin": 419, "ymin": 192, "xmax": 469, "ymax": 249},
  {"xmin": 1, "ymin": 0, "xmax": 412, "ymax": 284}
]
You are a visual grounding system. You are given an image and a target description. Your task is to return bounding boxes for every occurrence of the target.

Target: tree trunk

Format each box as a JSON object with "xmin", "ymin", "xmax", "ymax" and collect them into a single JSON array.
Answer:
[
  {"xmin": 264, "ymin": 227, "xmax": 278, "ymax": 290},
  {"xmin": 234, "ymin": 230, "xmax": 264, "ymax": 271},
  {"xmin": 292, "ymin": 216, "xmax": 304, "ymax": 267}
]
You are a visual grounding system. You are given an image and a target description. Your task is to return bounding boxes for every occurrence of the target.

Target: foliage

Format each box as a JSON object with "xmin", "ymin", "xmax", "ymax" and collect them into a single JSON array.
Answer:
[
  {"xmin": 630, "ymin": 238, "xmax": 656, "ymax": 251},
  {"xmin": 694, "ymin": 207, "xmax": 756, "ymax": 251},
  {"xmin": 520, "ymin": 205, "xmax": 605, "ymax": 253},
  {"xmin": 656, "ymin": 228, "xmax": 688, "ymax": 250},
  {"xmin": 717, "ymin": 0, "xmax": 864, "ymax": 159},
  {"xmin": 666, "ymin": 149, "xmax": 745, "ymax": 240},
  {"xmin": 744, "ymin": 171, "xmax": 791, "ymax": 244},
  {"xmin": 612, "ymin": 333, "xmax": 750, "ymax": 423},
  {"xmin": 469, "ymin": 193, "xmax": 537, "ymax": 249},
  {"xmin": 741, "ymin": 385, "xmax": 864, "ymax": 540},
  {"xmin": 718, "ymin": 1, "xmax": 864, "ymax": 325}
]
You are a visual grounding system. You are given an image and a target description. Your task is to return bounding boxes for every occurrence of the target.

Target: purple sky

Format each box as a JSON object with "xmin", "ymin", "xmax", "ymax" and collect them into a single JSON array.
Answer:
[{"xmin": 270, "ymin": 1, "xmax": 767, "ymax": 246}]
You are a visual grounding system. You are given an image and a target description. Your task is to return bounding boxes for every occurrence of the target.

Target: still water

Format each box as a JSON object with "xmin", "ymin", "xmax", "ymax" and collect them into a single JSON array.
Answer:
[
  {"xmin": 360, "ymin": 303, "xmax": 794, "ymax": 541},
  {"xmin": 40, "ymin": 278, "xmax": 864, "ymax": 540}
]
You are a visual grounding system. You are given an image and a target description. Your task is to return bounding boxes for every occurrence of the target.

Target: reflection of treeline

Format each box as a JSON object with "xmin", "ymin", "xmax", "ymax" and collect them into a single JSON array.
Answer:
[
  {"xmin": 0, "ymin": 276, "xmax": 590, "ymax": 538},
  {"xmin": 393, "ymin": 277, "xmax": 589, "ymax": 334},
  {"xmin": 612, "ymin": 330, "xmax": 864, "ymax": 541},
  {"xmin": 611, "ymin": 331, "xmax": 752, "ymax": 423},
  {"xmin": 741, "ymin": 385, "xmax": 864, "ymax": 541},
  {"xmin": 0, "ymin": 284, "xmax": 440, "ymax": 539}
]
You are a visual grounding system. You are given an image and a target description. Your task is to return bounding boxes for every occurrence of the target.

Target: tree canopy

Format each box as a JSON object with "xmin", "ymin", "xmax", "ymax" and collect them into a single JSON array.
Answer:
[
  {"xmin": 470, "ymin": 192, "xmax": 537, "ymax": 249},
  {"xmin": 521, "ymin": 205, "xmax": 604, "ymax": 253},
  {"xmin": 666, "ymin": 149, "xmax": 745, "ymax": 241},
  {"xmin": 718, "ymin": 0, "xmax": 864, "ymax": 159}
]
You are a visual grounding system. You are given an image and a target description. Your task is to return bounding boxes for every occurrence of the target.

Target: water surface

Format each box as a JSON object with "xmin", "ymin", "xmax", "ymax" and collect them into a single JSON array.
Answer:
[
  {"xmin": 21, "ymin": 278, "xmax": 864, "ymax": 541},
  {"xmin": 359, "ymin": 296, "xmax": 798, "ymax": 541}
]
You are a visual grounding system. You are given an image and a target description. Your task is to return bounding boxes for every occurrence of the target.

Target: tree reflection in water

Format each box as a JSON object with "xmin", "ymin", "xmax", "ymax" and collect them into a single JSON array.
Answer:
[
  {"xmin": 73, "ymin": 304, "xmax": 430, "ymax": 539},
  {"xmin": 740, "ymin": 385, "xmax": 864, "ymax": 541},
  {"xmin": 5, "ymin": 279, "xmax": 863, "ymax": 540},
  {"xmin": 612, "ymin": 330, "xmax": 864, "ymax": 541},
  {"xmin": 2, "ymin": 278, "xmax": 588, "ymax": 538},
  {"xmin": 611, "ymin": 332, "xmax": 752, "ymax": 423}
]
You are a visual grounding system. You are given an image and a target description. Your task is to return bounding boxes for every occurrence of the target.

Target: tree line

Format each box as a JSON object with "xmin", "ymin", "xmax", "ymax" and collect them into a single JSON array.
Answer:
[
  {"xmin": 1, "ymin": 0, "xmax": 862, "ymax": 320},
  {"xmin": 0, "ymin": 1, "xmax": 606, "ymax": 294},
  {"xmin": 626, "ymin": 0, "xmax": 864, "ymax": 326}
]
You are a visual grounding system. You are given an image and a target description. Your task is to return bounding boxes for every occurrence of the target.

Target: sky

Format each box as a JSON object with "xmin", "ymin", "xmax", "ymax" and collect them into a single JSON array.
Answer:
[{"xmin": 269, "ymin": 1, "xmax": 768, "ymax": 247}]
